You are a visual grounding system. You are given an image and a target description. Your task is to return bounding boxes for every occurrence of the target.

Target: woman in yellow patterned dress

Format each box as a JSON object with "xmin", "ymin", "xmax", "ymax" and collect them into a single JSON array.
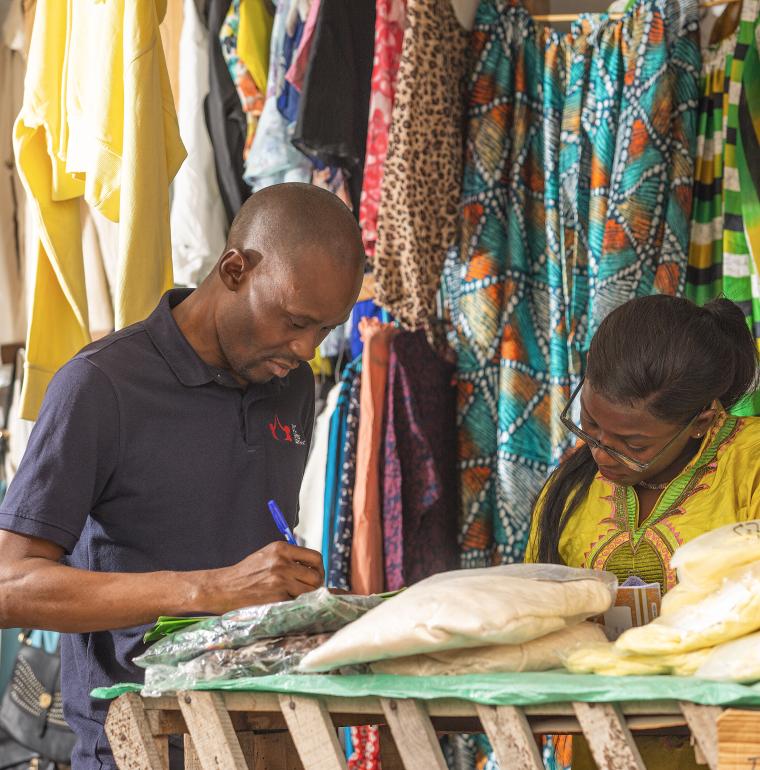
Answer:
[{"xmin": 526, "ymin": 294, "xmax": 760, "ymax": 769}]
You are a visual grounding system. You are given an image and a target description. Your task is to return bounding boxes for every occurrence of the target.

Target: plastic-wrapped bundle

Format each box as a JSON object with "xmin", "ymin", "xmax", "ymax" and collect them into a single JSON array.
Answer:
[
  {"xmin": 371, "ymin": 623, "xmax": 606, "ymax": 676},
  {"xmin": 616, "ymin": 561, "xmax": 760, "ymax": 655},
  {"xmin": 136, "ymin": 588, "xmax": 383, "ymax": 667},
  {"xmin": 142, "ymin": 634, "xmax": 332, "ymax": 695},
  {"xmin": 300, "ymin": 565, "xmax": 617, "ymax": 672}
]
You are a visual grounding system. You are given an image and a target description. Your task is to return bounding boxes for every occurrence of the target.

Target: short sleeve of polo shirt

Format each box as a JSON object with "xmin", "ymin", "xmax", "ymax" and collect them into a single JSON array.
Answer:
[{"xmin": 0, "ymin": 357, "xmax": 120, "ymax": 553}]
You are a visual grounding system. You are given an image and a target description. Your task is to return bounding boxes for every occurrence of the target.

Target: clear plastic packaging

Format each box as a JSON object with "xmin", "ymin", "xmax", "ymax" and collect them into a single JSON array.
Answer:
[
  {"xmin": 141, "ymin": 634, "xmax": 332, "ymax": 695},
  {"xmin": 300, "ymin": 565, "xmax": 618, "ymax": 672},
  {"xmin": 135, "ymin": 588, "xmax": 383, "ymax": 668},
  {"xmin": 671, "ymin": 520, "xmax": 760, "ymax": 589},
  {"xmin": 371, "ymin": 622, "xmax": 606, "ymax": 676},
  {"xmin": 696, "ymin": 630, "xmax": 760, "ymax": 683},
  {"xmin": 616, "ymin": 561, "xmax": 760, "ymax": 655},
  {"xmin": 561, "ymin": 641, "xmax": 711, "ymax": 677}
]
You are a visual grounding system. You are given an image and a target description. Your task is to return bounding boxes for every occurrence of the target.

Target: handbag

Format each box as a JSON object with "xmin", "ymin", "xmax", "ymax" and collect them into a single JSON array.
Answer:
[
  {"xmin": 0, "ymin": 725, "xmax": 56, "ymax": 770},
  {"xmin": 0, "ymin": 632, "xmax": 76, "ymax": 764}
]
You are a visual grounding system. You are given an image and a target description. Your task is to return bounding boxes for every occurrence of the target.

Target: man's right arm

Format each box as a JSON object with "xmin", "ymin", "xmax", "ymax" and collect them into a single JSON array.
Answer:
[{"xmin": 0, "ymin": 529, "xmax": 324, "ymax": 632}]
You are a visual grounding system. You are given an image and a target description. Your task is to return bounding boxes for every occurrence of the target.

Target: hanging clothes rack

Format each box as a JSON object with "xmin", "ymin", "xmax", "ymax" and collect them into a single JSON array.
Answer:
[{"xmin": 531, "ymin": 0, "xmax": 739, "ymax": 21}]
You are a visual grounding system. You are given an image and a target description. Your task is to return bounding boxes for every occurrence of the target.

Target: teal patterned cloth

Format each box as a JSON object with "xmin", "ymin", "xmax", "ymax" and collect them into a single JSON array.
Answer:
[{"xmin": 444, "ymin": 0, "xmax": 701, "ymax": 569}]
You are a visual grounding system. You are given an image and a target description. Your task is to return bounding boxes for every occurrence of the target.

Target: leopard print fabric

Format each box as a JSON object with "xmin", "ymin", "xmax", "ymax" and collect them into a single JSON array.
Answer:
[{"xmin": 371, "ymin": 0, "xmax": 469, "ymax": 330}]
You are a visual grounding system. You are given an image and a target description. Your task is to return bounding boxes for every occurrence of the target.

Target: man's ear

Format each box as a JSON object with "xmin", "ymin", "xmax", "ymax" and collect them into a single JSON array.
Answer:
[{"xmin": 218, "ymin": 249, "xmax": 263, "ymax": 291}]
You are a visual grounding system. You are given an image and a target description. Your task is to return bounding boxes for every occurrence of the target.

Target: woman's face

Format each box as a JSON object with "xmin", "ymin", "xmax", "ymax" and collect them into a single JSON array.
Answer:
[{"xmin": 579, "ymin": 383, "xmax": 715, "ymax": 486}]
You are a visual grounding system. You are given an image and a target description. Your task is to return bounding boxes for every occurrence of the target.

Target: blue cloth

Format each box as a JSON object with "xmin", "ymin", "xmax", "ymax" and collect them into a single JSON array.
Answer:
[
  {"xmin": 349, "ymin": 301, "xmax": 389, "ymax": 360},
  {"xmin": 277, "ymin": 17, "xmax": 305, "ymax": 124},
  {"xmin": 0, "ymin": 290, "xmax": 315, "ymax": 770},
  {"xmin": 327, "ymin": 367, "xmax": 361, "ymax": 590},
  {"xmin": 322, "ymin": 356, "xmax": 362, "ymax": 576}
]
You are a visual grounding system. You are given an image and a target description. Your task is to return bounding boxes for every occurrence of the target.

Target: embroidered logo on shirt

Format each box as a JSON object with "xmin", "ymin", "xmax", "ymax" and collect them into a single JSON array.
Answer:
[{"xmin": 268, "ymin": 415, "xmax": 306, "ymax": 446}]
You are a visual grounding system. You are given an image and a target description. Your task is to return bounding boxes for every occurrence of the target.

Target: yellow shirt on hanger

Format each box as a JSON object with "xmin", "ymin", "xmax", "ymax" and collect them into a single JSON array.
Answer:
[
  {"xmin": 238, "ymin": 0, "xmax": 274, "ymax": 96},
  {"xmin": 13, "ymin": 0, "xmax": 186, "ymax": 420}
]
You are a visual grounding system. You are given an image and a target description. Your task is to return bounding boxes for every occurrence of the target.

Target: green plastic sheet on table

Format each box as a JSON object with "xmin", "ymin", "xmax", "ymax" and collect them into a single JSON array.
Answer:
[{"xmin": 91, "ymin": 671, "xmax": 760, "ymax": 708}]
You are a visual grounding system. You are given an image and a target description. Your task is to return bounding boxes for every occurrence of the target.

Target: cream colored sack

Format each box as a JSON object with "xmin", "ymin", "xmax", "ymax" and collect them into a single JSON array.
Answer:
[
  {"xmin": 671, "ymin": 520, "xmax": 760, "ymax": 589},
  {"xmin": 300, "ymin": 565, "xmax": 616, "ymax": 672},
  {"xmin": 616, "ymin": 561, "xmax": 760, "ymax": 655},
  {"xmin": 695, "ymin": 630, "xmax": 760, "ymax": 683},
  {"xmin": 371, "ymin": 622, "xmax": 606, "ymax": 676}
]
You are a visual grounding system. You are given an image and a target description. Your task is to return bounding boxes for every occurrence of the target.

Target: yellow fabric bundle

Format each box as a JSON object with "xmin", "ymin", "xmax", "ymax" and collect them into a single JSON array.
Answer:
[
  {"xmin": 563, "ymin": 520, "xmax": 760, "ymax": 679},
  {"xmin": 563, "ymin": 642, "xmax": 711, "ymax": 677}
]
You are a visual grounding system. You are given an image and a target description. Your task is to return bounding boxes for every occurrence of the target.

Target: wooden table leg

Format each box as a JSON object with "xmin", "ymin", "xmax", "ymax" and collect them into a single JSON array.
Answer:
[
  {"xmin": 380, "ymin": 698, "xmax": 448, "ymax": 770},
  {"xmin": 573, "ymin": 702, "xmax": 646, "ymax": 770},
  {"xmin": 476, "ymin": 704, "xmax": 544, "ymax": 770},
  {"xmin": 278, "ymin": 694, "xmax": 348, "ymax": 770},
  {"xmin": 178, "ymin": 691, "xmax": 247, "ymax": 769},
  {"xmin": 183, "ymin": 735, "xmax": 202, "ymax": 770},
  {"xmin": 680, "ymin": 703, "xmax": 721, "ymax": 770},
  {"xmin": 105, "ymin": 692, "xmax": 166, "ymax": 770}
]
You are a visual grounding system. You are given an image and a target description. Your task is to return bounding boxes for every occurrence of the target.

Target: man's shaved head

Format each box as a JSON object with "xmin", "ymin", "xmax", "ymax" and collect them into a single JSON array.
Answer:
[
  {"xmin": 225, "ymin": 182, "xmax": 364, "ymax": 268},
  {"xmin": 173, "ymin": 183, "xmax": 366, "ymax": 386}
]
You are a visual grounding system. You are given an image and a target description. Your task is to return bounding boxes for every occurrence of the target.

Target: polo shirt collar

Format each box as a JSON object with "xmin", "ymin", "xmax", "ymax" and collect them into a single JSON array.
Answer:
[
  {"xmin": 143, "ymin": 289, "xmax": 288, "ymax": 393},
  {"xmin": 143, "ymin": 289, "xmax": 218, "ymax": 387}
]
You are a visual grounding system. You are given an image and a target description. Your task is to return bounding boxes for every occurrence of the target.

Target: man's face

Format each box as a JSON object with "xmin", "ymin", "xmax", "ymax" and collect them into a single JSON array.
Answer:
[{"xmin": 217, "ymin": 248, "xmax": 363, "ymax": 385}]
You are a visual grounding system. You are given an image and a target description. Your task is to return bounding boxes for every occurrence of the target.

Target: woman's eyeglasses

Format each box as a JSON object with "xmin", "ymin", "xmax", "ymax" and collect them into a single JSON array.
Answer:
[{"xmin": 560, "ymin": 378, "xmax": 702, "ymax": 472}]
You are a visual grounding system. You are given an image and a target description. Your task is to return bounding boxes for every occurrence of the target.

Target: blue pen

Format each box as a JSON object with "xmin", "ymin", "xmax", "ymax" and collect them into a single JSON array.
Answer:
[{"xmin": 268, "ymin": 499, "xmax": 298, "ymax": 546}]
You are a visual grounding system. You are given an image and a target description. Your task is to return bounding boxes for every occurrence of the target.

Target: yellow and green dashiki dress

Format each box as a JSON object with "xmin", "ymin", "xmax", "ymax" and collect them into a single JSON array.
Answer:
[{"xmin": 526, "ymin": 410, "xmax": 760, "ymax": 591}]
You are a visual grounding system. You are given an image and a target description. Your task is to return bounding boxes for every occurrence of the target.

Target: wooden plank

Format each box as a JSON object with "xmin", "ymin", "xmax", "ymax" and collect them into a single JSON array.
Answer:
[
  {"xmin": 380, "ymin": 698, "xmax": 448, "ymax": 770},
  {"xmin": 154, "ymin": 737, "xmax": 169, "ymax": 770},
  {"xmin": 717, "ymin": 709, "xmax": 760, "ymax": 770},
  {"xmin": 183, "ymin": 736, "xmax": 202, "ymax": 770},
  {"xmin": 178, "ymin": 691, "xmax": 247, "ymax": 769},
  {"xmin": 278, "ymin": 694, "xmax": 347, "ymax": 770},
  {"xmin": 573, "ymin": 701, "xmax": 646, "ymax": 770},
  {"xmin": 680, "ymin": 703, "xmax": 722, "ymax": 770},
  {"xmin": 105, "ymin": 693, "xmax": 165, "ymax": 770},
  {"xmin": 141, "ymin": 692, "xmax": 683, "ymax": 720},
  {"xmin": 476, "ymin": 704, "xmax": 543, "ymax": 770}
]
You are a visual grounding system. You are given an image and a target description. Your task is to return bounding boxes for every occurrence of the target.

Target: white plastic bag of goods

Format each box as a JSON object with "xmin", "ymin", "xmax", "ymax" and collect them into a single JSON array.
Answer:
[
  {"xmin": 299, "ymin": 564, "xmax": 617, "ymax": 672},
  {"xmin": 696, "ymin": 630, "xmax": 760, "ymax": 683},
  {"xmin": 671, "ymin": 520, "xmax": 760, "ymax": 589},
  {"xmin": 616, "ymin": 560, "xmax": 760, "ymax": 656},
  {"xmin": 371, "ymin": 622, "xmax": 606, "ymax": 676}
]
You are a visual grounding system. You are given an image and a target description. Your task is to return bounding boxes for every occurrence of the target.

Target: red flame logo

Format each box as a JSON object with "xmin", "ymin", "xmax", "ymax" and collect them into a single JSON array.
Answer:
[{"xmin": 268, "ymin": 415, "xmax": 293, "ymax": 443}]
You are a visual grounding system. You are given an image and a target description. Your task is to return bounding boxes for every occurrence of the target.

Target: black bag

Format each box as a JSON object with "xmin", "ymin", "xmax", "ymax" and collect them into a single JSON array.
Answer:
[
  {"xmin": 0, "ymin": 725, "xmax": 56, "ymax": 770},
  {"xmin": 0, "ymin": 633, "xmax": 75, "ymax": 764}
]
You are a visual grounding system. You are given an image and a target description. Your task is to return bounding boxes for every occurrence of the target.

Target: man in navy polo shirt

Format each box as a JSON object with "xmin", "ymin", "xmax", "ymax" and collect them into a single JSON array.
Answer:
[{"xmin": 0, "ymin": 183, "xmax": 365, "ymax": 768}]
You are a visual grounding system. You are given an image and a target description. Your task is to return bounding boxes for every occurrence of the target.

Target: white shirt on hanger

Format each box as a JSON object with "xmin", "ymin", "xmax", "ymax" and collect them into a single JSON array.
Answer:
[{"xmin": 171, "ymin": 0, "xmax": 228, "ymax": 287}]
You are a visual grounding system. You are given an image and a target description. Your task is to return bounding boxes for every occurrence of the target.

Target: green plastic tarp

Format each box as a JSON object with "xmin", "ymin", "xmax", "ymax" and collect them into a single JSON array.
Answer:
[{"xmin": 91, "ymin": 671, "xmax": 760, "ymax": 708}]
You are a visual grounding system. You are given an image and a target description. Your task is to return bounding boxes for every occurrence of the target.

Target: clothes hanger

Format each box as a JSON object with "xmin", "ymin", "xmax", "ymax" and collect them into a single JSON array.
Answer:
[
  {"xmin": 530, "ymin": 0, "xmax": 739, "ymax": 23},
  {"xmin": 708, "ymin": 0, "xmax": 742, "ymax": 44}
]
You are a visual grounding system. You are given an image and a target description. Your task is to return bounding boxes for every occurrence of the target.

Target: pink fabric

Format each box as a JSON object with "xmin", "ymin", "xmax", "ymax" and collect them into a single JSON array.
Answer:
[
  {"xmin": 284, "ymin": 0, "xmax": 322, "ymax": 92},
  {"xmin": 358, "ymin": 0, "xmax": 406, "ymax": 258}
]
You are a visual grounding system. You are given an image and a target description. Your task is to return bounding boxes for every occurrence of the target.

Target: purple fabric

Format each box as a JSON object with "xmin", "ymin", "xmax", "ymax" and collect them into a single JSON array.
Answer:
[{"xmin": 382, "ymin": 331, "xmax": 459, "ymax": 590}]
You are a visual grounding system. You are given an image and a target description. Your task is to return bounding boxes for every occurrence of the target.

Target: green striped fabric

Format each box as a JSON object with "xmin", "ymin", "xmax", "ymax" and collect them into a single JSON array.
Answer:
[{"xmin": 686, "ymin": 0, "xmax": 760, "ymax": 416}]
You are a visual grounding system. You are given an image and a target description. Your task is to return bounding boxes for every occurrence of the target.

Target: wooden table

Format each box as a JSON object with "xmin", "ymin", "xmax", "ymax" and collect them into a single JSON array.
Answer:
[{"xmin": 105, "ymin": 690, "xmax": 760, "ymax": 770}]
